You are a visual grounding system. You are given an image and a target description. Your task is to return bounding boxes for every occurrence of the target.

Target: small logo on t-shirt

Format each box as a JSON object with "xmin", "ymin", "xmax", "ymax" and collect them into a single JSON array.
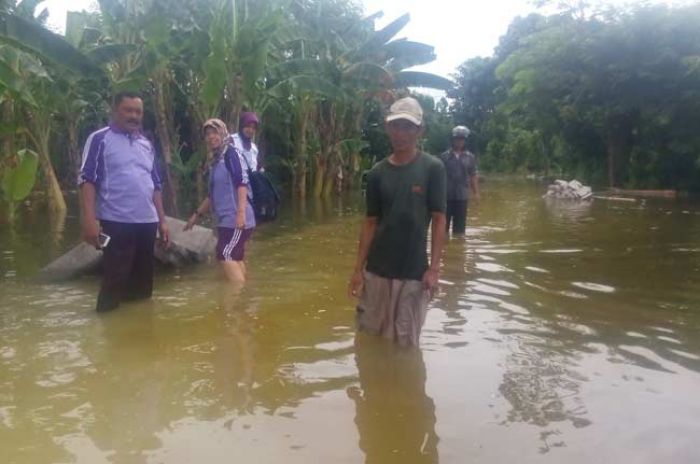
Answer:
[{"xmin": 411, "ymin": 184, "xmax": 424, "ymax": 194}]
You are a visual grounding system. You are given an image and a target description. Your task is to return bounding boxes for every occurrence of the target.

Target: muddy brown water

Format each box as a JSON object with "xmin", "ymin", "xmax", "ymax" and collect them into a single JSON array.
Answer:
[{"xmin": 1, "ymin": 179, "xmax": 699, "ymax": 463}]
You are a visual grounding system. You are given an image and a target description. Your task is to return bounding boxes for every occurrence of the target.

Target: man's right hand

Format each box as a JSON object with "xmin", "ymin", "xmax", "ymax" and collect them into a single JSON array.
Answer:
[
  {"xmin": 82, "ymin": 220, "xmax": 100, "ymax": 248},
  {"xmin": 348, "ymin": 270, "xmax": 364, "ymax": 299}
]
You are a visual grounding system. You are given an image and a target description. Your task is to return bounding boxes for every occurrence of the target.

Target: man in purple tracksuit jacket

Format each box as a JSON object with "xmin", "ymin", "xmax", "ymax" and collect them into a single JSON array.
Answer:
[{"xmin": 79, "ymin": 91, "xmax": 169, "ymax": 312}]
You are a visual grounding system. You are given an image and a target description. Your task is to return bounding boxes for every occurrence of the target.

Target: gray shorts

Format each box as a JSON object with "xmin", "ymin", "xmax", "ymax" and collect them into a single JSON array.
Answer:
[{"xmin": 356, "ymin": 271, "xmax": 431, "ymax": 347}]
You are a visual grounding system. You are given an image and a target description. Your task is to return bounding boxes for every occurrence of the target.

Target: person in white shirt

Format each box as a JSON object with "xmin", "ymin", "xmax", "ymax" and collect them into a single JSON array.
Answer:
[{"xmin": 231, "ymin": 112, "xmax": 260, "ymax": 172}]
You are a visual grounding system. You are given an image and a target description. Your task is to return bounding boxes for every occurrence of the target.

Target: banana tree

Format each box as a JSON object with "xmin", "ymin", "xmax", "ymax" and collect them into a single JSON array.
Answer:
[
  {"xmin": 271, "ymin": 11, "xmax": 454, "ymax": 197},
  {"xmin": 0, "ymin": 45, "xmax": 67, "ymax": 212},
  {"xmin": 0, "ymin": 7, "xmax": 105, "ymax": 213}
]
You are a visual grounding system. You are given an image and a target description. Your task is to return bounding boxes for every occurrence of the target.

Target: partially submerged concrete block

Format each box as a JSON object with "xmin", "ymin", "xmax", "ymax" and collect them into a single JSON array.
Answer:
[{"xmin": 39, "ymin": 216, "xmax": 216, "ymax": 282}]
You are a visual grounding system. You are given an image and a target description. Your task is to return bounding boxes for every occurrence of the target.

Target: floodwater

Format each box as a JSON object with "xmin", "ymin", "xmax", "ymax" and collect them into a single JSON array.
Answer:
[{"xmin": 1, "ymin": 180, "xmax": 700, "ymax": 463}]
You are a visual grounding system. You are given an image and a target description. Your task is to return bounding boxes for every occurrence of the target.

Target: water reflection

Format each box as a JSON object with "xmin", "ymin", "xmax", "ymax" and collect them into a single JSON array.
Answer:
[
  {"xmin": 212, "ymin": 284, "xmax": 256, "ymax": 415},
  {"xmin": 543, "ymin": 197, "xmax": 593, "ymax": 225},
  {"xmin": 350, "ymin": 334, "xmax": 438, "ymax": 464},
  {"xmin": 85, "ymin": 304, "xmax": 162, "ymax": 463}
]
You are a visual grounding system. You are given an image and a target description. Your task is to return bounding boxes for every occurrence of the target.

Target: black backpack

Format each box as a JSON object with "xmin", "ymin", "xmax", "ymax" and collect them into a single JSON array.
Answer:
[{"xmin": 240, "ymin": 155, "xmax": 280, "ymax": 222}]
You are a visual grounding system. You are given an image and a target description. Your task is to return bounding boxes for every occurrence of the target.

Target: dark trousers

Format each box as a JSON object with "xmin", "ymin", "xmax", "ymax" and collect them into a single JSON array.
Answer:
[
  {"xmin": 96, "ymin": 220, "xmax": 158, "ymax": 312},
  {"xmin": 446, "ymin": 200, "xmax": 468, "ymax": 235}
]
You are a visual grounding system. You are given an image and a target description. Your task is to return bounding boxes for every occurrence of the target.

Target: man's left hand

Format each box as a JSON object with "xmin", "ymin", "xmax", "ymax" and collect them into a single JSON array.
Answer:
[
  {"xmin": 422, "ymin": 268, "xmax": 439, "ymax": 297},
  {"xmin": 158, "ymin": 221, "xmax": 170, "ymax": 247}
]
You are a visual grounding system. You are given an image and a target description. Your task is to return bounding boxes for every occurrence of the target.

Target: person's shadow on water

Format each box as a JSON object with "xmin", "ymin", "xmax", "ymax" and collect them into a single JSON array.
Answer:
[{"xmin": 349, "ymin": 334, "xmax": 439, "ymax": 464}]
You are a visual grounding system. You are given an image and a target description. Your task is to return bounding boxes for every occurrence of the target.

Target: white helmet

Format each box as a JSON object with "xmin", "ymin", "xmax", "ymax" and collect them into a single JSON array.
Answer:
[{"xmin": 451, "ymin": 125, "xmax": 470, "ymax": 138}]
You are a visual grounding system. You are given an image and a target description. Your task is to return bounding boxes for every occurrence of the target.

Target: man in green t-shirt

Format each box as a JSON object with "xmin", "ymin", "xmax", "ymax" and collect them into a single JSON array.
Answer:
[{"xmin": 348, "ymin": 97, "xmax": 447, "ymax": 346}]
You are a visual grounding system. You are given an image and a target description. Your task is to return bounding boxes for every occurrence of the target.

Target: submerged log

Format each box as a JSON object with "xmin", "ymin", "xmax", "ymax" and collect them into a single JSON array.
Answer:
[
  {"xmin": 609, "ymin": 188, "xmax": 677, "ymax": 198},
  {"xmin": 592, "ymin": 195, "xmax": 637, "ymax": 203},
  {"xmin": 39, "ymin": 216, "xmax": 216, "ymax": 282}
]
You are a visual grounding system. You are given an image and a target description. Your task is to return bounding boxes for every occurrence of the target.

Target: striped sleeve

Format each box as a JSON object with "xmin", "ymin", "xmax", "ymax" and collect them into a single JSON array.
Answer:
[
  {"xmin": 150, "ymin": 145, "xmax": 163, "ymax": 191},
  {"xmin": 78, "ymin": 128, "xmax": 108, "ymax": 186},
  {"xmin": 224, "ymin": 146, "xmax": 248, "ymax": 188}
]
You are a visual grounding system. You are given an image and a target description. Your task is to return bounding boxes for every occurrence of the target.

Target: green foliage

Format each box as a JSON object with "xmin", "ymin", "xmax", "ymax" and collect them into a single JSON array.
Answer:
[
  {"xmin": 451, "ymin": 4, "xmax": 700, "ymax": 190},
  {"xmin": 1, "ymin": 149, "xmax": 38, "ymax": 221},
  {"xmin": 0, "ymin": 0, "xmax": 452, "ymax": 215},
  {"xmin": 0, "ymin": 12, "xmax": 102, "ymax": 77},
  {"xmin": 2, "ymin": 148, "xmax": 38, "ymax": 202}
]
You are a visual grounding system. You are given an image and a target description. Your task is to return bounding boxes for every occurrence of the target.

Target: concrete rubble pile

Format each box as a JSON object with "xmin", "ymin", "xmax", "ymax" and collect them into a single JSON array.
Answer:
[{"xmin": 543, "ymin": 179, "xmax": 593, "ymax": 200}]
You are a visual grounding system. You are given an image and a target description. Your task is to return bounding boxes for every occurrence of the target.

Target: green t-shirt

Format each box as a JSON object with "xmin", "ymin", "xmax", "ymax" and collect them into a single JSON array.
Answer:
[{"xmin": 365, "ymin": 152, "xmax": 447, "ymax": 281}]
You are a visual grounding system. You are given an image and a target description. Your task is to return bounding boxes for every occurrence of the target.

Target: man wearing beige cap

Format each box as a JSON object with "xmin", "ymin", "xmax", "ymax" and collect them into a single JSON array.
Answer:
[{"xmin": 348, "ymin": 96, "xmax": 447, "ymax": 346}]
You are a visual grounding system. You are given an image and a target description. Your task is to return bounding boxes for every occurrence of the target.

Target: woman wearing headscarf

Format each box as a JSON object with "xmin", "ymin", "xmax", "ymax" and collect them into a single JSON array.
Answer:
[
  {"xmin": 184, "ymin": 118, "xmax": 255, "ymax": 282},
  {"xmin": 231, "ymin": 111, "xmax": 260, "ymax": 172}
]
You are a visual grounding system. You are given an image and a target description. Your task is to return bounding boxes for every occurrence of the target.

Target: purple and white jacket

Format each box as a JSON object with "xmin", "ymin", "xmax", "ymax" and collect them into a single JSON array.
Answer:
[{"xmin": 78, "ymin": 125, "xmax": 162, "ymax": 224}]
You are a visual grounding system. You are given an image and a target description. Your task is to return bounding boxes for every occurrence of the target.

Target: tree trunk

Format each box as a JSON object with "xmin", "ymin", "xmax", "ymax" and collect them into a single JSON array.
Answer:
[
  {"xmin": 294, "ymin": 107, "xmax": 309, "ymax": 199},
  {"xmin": 38, "ymin": 134, "xmax": 67, "ymax": 212},
  {"xmin": 153, "ymin": 79, "xmax": 179, "ymax": 216},
  {"xmin": 316, "ymin": 103, "xmax": 337, "ymax": 198},
  {"xmin": 605, "ymin": 113, "xmax": 635, "ymax": 189},
  {"xmin": 313, "ymin": 153, "xmax": 325, "ymax": 197},
  {"xmin": 606, "ymin": 144, "xmax": 615, "ymax": 189},
  {"xmin": 26, "ymin": 108, "xmax": 67, "ymax": 212},
  {"xmin": 346, "ymin": 152, "xmax": 360, "ymax": 191},
  {"xmin": 189, "ymin": 109, "xmax": 207, "ymax": 204},
  {"xmin": 322, "ymin": 147, "xmax": 338, "ymax": 198},
  {"xmin": 1, "ymin": 102, "xmax": 14, "ymax": 160},
  {"xmin": 295, "ymin": 146, "xmax": 307, "ymax": 199},
  {"xmin": 196, "ymin": 163, "xmax": 206, "ymax": 205},
  {"xmin": 229, "ymin": 73, "xmax": 243, "ymax": 130},
  {"xmin": 66, "ymin": 121, "xmax": 80, "ymax": 185}
]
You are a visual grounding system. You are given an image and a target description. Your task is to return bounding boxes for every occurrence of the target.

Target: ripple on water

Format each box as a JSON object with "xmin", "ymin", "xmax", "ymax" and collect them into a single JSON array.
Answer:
[
  {"xmin": 651, "ymin": 326, "xmax": 675, "ymax": 334},
  {"xmin": 281, "ymin": 353, "xmax": 356, "ymax": 384},
  {"xmin": 571, "ymin": 282, "xmax": 616, "ymax": 293},
  {"xmin": 470, "ymin": 282, "xmax": 511, "ymax": 297},
  {"xmin": 668, "ymin": 349, "xmax": 700, "ymax": 361},
  {"xmin": 656, "ymin": 336, "xmax": 683, "ymax": 345},
  {"xmin": 314, "ymin": 339, "xmax": 354, "ymax": 352},
  {"xmin": 559, "ymin": 290, "xmax": 589, "ymax": 300},
  {"xmin": 540, "ymin": 249, "xmax": 584, "ymax": 254},
  {"xmin": 36, "ymin": 372, "xmax": 77, "ymax": 388},
  {"xmin": 0, "ymin": 346, "xmax": 16, "ymax": 359},
  {"xmin": 474, "ymin": 248, "xmax": 526, "ymax": 255},
  {"xmin": 463, "ymin": 293, "xmax": 529, "ymax": 315},
  {"xmin": 615, "ymin": 345, "xmax": 680, "ymax": 372},
  {"xmin": 475, "ymin": 262, "xmax": 514, "ymax": 273},
  {"xmin": 477, "ymin": 278, "xmax": 520, "ymax": 290},
  {"xmin": 524, "ymin": 266, "xmax": 550, "ymax": 274}
]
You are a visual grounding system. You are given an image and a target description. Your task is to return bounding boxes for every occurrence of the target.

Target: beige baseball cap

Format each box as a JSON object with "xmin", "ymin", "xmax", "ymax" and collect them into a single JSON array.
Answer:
[{"xmin": 385, "ymin": 97, "xmax": 423, "ymax": 126}]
